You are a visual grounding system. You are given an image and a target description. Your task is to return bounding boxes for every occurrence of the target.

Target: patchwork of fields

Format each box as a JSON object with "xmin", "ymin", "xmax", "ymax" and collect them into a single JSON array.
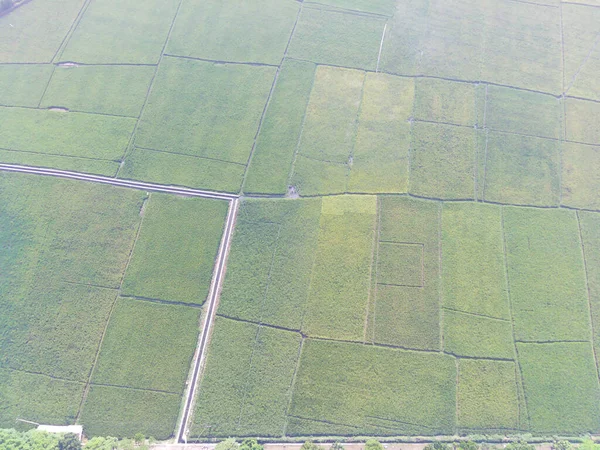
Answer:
[{"xmin": 2, "ymin": 0, "xmax": 600, "ymax": 442}]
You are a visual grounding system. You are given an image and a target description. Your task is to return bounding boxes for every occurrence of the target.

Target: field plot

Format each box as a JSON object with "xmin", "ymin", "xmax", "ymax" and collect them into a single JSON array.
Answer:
[
  {"xmin": 218, "ymin": 199, "xmax": 321, "ymax": 330},
  {"xmin": 191, "ymin": 317, "xmax": 302, "ymax": 438},
  {"xmin": 287, "ymin": 6, "xmax": 386, "ymax": 70},
  {"xmin": 517, "ymin": 342, "xmax": 600, "ymax": 434},
  {"xmin": 482, "ymin": 132, "xmax": 560, "ymax": 207},
  {"xmin": 0, "ymin": 149, "xmax": 119, "ymax": 176},
  {"xmin": 409, "ymin": 122, "xmax": 477, "ymax": 200},
  {"xmin": 59, "ymin": 0, "xmax": 180, "ymax": 64},
  {"xmin": 347, "ymin": 73, "xmax": 413, "ymax": 193},
  {"xmin": 368, "ymin": 196, "xmax": 440, "ymax": 350},
  {"xmin": 122, "ymin": 194, "xmax": 228, "ymax": 305},
  {"xmin": 166, "ymin": 0, "xmax": 298, "ymax": 65},
  {"xmin": 289, "ymin": 340, "xmax": 456, "ymax": 435},
  {"xmin": 441, "ymin": 203, "xmax": 509, "ymax": 319},
  {"xmin": 302, "ymin": 195, "xmax": 377, "ymax": 340},
  {"xmin": 561, "ymin": 142, "xmax": 600, "ymax": 210},
  {"xmin": 40, "ymin": 65, "xmax": 155, "ymax": 117},
  {"xmin": 0, "ymin": 0, "xmax": 85, "ymax": 63},
  {"xmin": 456, "ymin": 360, "xmax": 520, "ymax": 432},
  {"xmin": 503, "ymin": 207, "xmax": 590, "ymax": 342},
  {"xmin": 413, "ymin": 78, "xmax": 480, "ymax": 127},
  {"xmin": 565, "ymin": 98, "xmax": 600, "ymax": 145},
  {"xmin": 310, "ymin": 0, "xmax": 396, "ymax": 16},
  {"xmin": 244, "ymin": 60, "xmax": 316, "ymax": 194},
  {"xmin": 0, "ymin": 64, "xmax": 53, "ymax": 107}
]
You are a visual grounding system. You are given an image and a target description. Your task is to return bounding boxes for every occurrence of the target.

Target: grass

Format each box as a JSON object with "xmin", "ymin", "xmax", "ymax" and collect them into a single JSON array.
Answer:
[
  {"xmin": 0, "ymin": 107, "xmax": 136, "ymax": 160},
  {"xmin": 218, "ymin": 199, "xmax": 322, "ymax": 330},
  {"xmin": 40, "ymin": 65, "xmax": 155, "ymax": 117},
  {"xmin": 297, "ymin": 66, "xmax": 364, "ymax": 164},
  {"xmin": 579, "ymin": 212, "xmax": 600, "ymax": 375},
  {"xmin": 370, "ymin": 196, "xmax": 440, "ymax": 350},
  {"xmin": 0, "ymin": 64, "xmax": 53, "ymax": 107},
  {"xmin": 483, "ymin": 132, "xmax": 560, "ymax": 207},
  {"xmin": 244, "ymin": 59, "xmax": 316, "ymax": 195},
  {"xmin": 289, "ymin": 339, "xmax": 456, "ymax": 435},
  {"xmin": 119, "ymin": 147, "xmax": 245, "ymax": 193},
  {"xmin": 122, "ymin": 193, "xmax": 228, "ymax": 305},
  {"xmin": 135, "ymin": 57, "xmax": 275, "ymax": 164},
  {"xmin": 0, "ymin": 0, "xmax": 85, "ymax": 63},
  {"xmin": 302, "ymin": 196, "xmax": 377, "ymax": 340},
  {"xmin": 80, "ymin": 385, "xmax": 181, "ymax": 439},
  {"xmin": 59, "ymin": 0, "xmax": 180, "ymax": 64},
  {"xmin": 0, "ymin": 368, "xmax": 84, "ymax": 429},
  {"xmin": 0, "ymin": 149, "xmax": 119, "ymax": 176},
  {"xmin": 565, "ymin": 98, "xmax": 600, "ymax": 145},
  {"xmin": 166, "ymin": 0, "xmax": 299, "ymax": 65},
  {"xmin": 441, "ymin": 202, "xmax": 510, "ymax": 319},
  {"xmin": 456, "ymin": 359, "xmax": 520, "ymax": 431},
  {"xmin": 191, "ymin": 317, "xmax": 301, "ymax": 437},
  {"xmin": 443, "ymin": 310, "xmax": 513, "ymax": 359},
  {"xmin": 517, "ymin": 342, "xmax": 600, "ymax": 434},
  {"xmin": 409, "ymin": 122, "xmax": 477, "ymax": 200},
  {"xmin": 347, "ymin": 73, "xmax": 414, "ymax": 194},
  {"xmin": 287, "ymin": 6, "xmax": 386, "ymax": 70},
  {"xmin": 413, "ymin": 78, "xmax": 479, "ymax": 127},
  {"xmin": 484, "ymin": 86, "xmax": 562, "ymax": 139},
  {"xmin": 91, "ymin": 298, "xmax": 200, "ymax": 393},
  {"xmin": 561, "ymin": 142, "xmax": 600, "ymax": 210},
  {"xmin": 503, "ymin": 207, "xmax": 591, "ymax": 342}
]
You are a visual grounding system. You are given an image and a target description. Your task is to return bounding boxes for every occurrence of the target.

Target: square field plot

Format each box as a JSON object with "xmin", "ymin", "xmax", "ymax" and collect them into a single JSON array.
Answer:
[
  {"xmin": 561, "ymin": 142, "xmax": 600, "ymax": 210},
  {"xmin": 483, "ymin": 132, "xmax": 560, "ymax": 207},
  {"xmin": 135, "ymin": 57, "xmax": 275, "ymax": 164},
  {"xmin": 377, "ymin": 242, "xmax": 423, "ymax": 287},
  {"xmin": 518, "ymin": 342, "xmax": 600, "ymax": 434},
  {"xmin": 121, "ymin": 194, "xmax": 229, "ymax": 305},
  {"xmin": 166, "ymin": 0, "xmax": 299, "ymax": 65},
  {"xmin": 0, "ymin": 64, "xmax": 53, "ymax": 107},
  {"xmin": 565, "ymin": 98, "xmax": 600, "ymax": 145},
  {"xmin": 59, "ymin": 0, "xmax": 179, "ymax": 64},
  {"xmin": 40, "ymin": 65, "xmax": 155, "ymax": 117},
  {"xmin": 287, "ymin": 6, "xmax": 386, "ymax": 70},
  {"xmin": 457, "ymin": 360, "xmax": 520, "ymax": 431},
  {"xmin": 409, "ymin": 122, "xmax": 477, "ymax": 200}
]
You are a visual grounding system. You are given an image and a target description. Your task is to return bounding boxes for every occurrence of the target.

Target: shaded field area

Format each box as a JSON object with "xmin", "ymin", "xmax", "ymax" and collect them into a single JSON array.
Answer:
[{"xmin": 0, "ymin": 172, "xmax": 228, "ymax": 439}]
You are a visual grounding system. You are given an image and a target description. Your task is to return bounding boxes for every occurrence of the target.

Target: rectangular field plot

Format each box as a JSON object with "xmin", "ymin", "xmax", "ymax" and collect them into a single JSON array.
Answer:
[
  {"xmin": 347, "ymin": 73, "xmax": 414, "ymax": 194},
  {"xmin": 503, "ymin": 207, "xmax": 590, "ymax": 342},
  {"xmin": 135, "ymin": 57, "xmax": 275, "ymax": 164},
  {"xmin": 484, "ymin": 86, "xmax": 562, "ymax": 139},
  {"xmin": 166, "ymin": 0, "xmax": 298, "ymax": 65},
  {"xmin": 369, "ymin": 196, "xmax": 440, "ymax": 350},
  {"xmin": 443, "ymin": 310, "xmax": 513, "ymax": 359},
  {"xmin": 565, "ymin": 98, "xmax": 600, "ymax": 145},
  {"xmin": 0, "ymin": 107, "xmax": 135, "ymax": 160},
  {"xmin": 518, "ymin": 342, "xmax": 600, "ymax": 434},
  {"xmin": 409, "ymin": 122, "xmax": 477, "ymax": 200},
  {"xmin": 191, "ymin": 317, "xmax": 302, "ymax": 438},
  {"xmin": 413, "ymin": 78, "xmax": 480, "ymax": 127},
  {"xmin": 59, "ymin": 0, "xmax": 179, "ymax": 64},
  {"xmin": 442, "ymin": 202, "xmax": 509, "ymax": 319},
  {"xmin": 91, "ymin": 298, "xmax": 199, "ymax": 393},
  {"xmin": 80, "ymin": 385, "xmax": 181, "ymax": 439},
  {"xmin": 244, "ymin": 60, "xmax": 316, "ymax": 195},
  {"xmin": 483, "ymin": 132, "xmax": 560, "ymax": 207},
  {"xmin": 312, "ymin": 0, "xmax": 396, "ymax": 16},
  {"xmin": 122, "ymin": 194, "xmax": 228, "ymax": 305},
  {"xmin": 457, "ymin": 360, "xmax": 520, "ymax": 432},
  {"xmin": 119, "ymin": 147, "xmax": 245, "ymax": 193},
  {"xmin": 40, "ymin": 65, "xmax": 155, "ymax": 117},
  {"xmin": 290, "ymin": 156, "xmax": 348, "ymax": 196},
  {"xmin": 218, "ymin": 199, "xmax": 321, "ymax": 330},
  {"xmin": 0, "ymin": 0, "xmax": 85, "ymax": 63},
  {"xmin": 302, "ymin": 196, "xmax": 377, "ymax": 340},
  {"xmin": 287, "ymin": 6, "xmax": 386, "ymax": 70},
  {"xmin": 0, "ymin": 368, "xmax": 84, "ymax": 429},
  {"xmin": 289, "ymin": 340, "xmax": 456, "ymax": 435},
  {"xmin": 561, "ymin": 142, "xmax": 600, "ymax": 210},
  {"xmin": 0, "ymin": 64, "xmax": 53, "ymax": 107}
]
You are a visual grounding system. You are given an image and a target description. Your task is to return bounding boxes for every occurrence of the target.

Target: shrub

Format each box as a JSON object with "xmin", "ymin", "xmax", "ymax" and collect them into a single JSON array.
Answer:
[
  {"xmin": 216, "ymin": 438, "xmax": 240, "ymax": 450},
  {"xmin": 365, "ymin": 440, "xmax": 384, "ymax": 450},
  {"xmin": 301, "ymin": 441, "xmax": 323, "ymax": 450},
  {"xmin": 424, "ymin": 443, "xmax": 451, "ymax": 450}
]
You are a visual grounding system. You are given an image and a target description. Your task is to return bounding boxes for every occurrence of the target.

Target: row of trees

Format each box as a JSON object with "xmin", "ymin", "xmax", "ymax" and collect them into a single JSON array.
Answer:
[{"xmin": 0, "ymin": 429, "xmax": 153, "ymax": 450}]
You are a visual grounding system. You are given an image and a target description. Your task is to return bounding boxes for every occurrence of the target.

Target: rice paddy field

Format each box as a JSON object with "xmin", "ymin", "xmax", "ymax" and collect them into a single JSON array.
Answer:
[{"xmin": 1, "ymin": 0, "xmax": 600, "ymax": 442}]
